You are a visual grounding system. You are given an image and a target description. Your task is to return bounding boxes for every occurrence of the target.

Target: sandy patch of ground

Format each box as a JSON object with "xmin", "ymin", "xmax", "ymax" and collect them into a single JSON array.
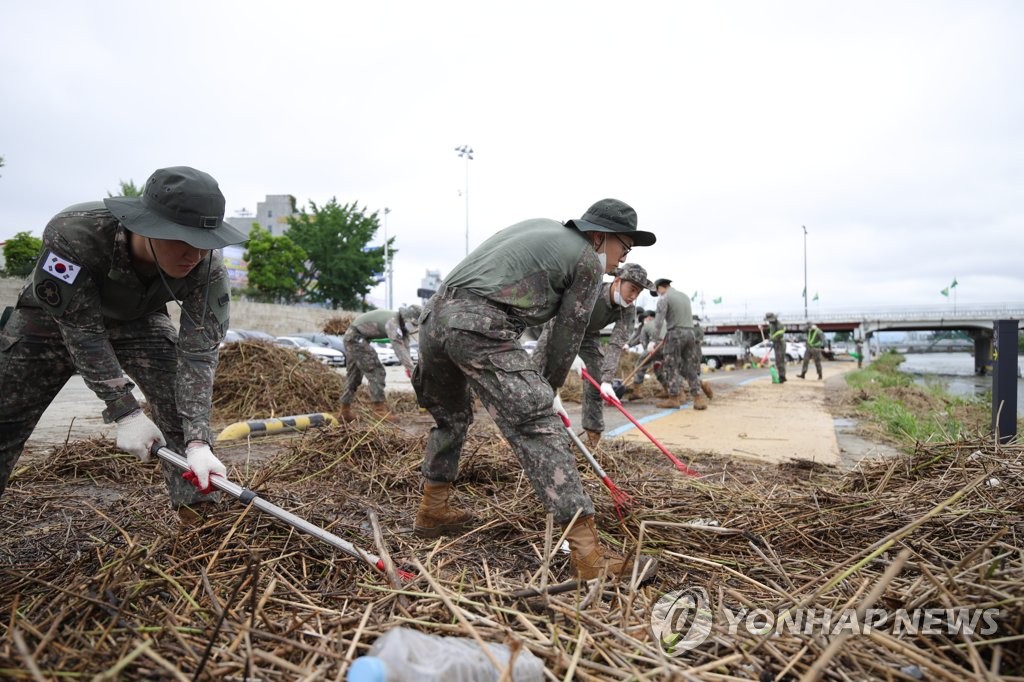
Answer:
[{"xmin": 618, "ymin": 364, "xmax": 857, "ymax": 467}]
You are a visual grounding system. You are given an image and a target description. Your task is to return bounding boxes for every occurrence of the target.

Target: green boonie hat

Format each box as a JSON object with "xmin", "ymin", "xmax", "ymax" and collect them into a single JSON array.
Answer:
[
  {"xmin": 103, "ymin": 166, "xmax": 247, "ymax": 250},
  {"xmin": 567, "ymin": 198, "xmax": 656, "ymax": 247},
  {"xmin": 614, "ymin": 262, "xmax": 655, "ymax": 293}
]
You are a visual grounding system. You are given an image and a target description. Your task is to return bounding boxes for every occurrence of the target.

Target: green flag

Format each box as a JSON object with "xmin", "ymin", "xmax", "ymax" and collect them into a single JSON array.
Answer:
[
  {"xmin": 950, "ymin": 277, "xmax": 958, "ymax": 289},
  {"xmin": 713, "ymin": 296, "xmax": 722, "ymax": 304},
  {"xmin": 801, "ymin": 287, "xmax": 806, "ymax": 298},
  {"xmin": 812, "ymin": 292, "xmax": 819, "ymax": 302},
  {"xmin": 940, "ymin": 287, "xmax": 949, "ymax": 297},
  {"xmin": 691, "ymin": 290, "xmax": 698, "ymax": 302}
]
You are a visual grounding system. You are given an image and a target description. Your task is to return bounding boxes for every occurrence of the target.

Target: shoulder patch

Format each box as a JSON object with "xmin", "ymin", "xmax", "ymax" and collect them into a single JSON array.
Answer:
[
  {"xmin": 42, "ymin": 251, "xmax": 82, "ymax": 284},
  {"xmin": 35, "ymin": 279, "xmax": 63, "ymax": 308},
  {"xmin": 218, "ymin": 293, "xmax": 229, "ymax": 307}
]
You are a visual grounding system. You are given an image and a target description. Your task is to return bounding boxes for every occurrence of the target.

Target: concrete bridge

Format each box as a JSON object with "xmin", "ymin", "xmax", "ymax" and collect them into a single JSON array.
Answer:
[{"xmin": 700, "ymin": 302, "xmax": 1024, "ymax": 375}]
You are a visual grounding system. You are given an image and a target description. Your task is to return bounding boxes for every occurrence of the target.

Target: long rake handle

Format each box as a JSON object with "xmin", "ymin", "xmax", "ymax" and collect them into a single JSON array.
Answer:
[
  {"xmin": 153, "ymin": 445, "xmax": 391, "ymax": 575},
  {"xmin": 580, "ymin": 369, "xmax": 700, "ymax": 478},
  {"xmin": 620, "ymin": 339, "xmax": 665, "ymax": 386}
]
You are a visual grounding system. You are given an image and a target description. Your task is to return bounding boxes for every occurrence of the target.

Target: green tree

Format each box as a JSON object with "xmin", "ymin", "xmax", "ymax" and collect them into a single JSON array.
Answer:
[
  {"xmin": 286, "ymin": 199, "xmax": 392, "ymax": 310},
  {"xmin": 107, "ymin": 179, "xmax": 141, "ymax": 197},
  {"xmin": 2, "ymin": 231, "xmax": 43, "ymax": 277},
  {"xmin": 243, "ymin": 224, "xmax": 311, "ymax": 303}
]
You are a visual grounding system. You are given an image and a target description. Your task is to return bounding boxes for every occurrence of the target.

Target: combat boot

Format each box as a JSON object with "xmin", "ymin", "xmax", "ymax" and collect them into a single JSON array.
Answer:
[
  {"xmin": 797, "ymin": 373, "xmax": 806, "ymax": 379},
  {"xmin": 566, "ymin": 515, "xmax": 657, "ymax": 582},
  {"xmin": 656, "ymin": 394, "xmax": 683, "ymax": 409},
  {"xmin": 692, "ymin": 393, "xmax": 708, "ymax": 410},
  {"xmin": 584, "ymin": 429, "xmax": 602, "ymax": 449},
  {"xmin": 414, "ymin": 481, "xmax": 473, "ymax": 538},
  {"xmin": 370, "ymin": 401, "xmax": 397, "ymax": 423},
  {"xmin": 655, "ymin": 390, "xmax": 672, "ymax": 399},
  {"xmin": 338, "ymin": 403, "xmax": 356, "ymax": 423},
  {"xmin": 700, "ymin": 380, "xmax": 714, "ymax": 400}
]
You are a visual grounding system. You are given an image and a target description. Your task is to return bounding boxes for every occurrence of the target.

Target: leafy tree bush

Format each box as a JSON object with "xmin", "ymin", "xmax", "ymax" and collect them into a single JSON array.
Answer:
[{"xmin": 2, "ymin": 231, "xmax": 43, "ymax": 277}]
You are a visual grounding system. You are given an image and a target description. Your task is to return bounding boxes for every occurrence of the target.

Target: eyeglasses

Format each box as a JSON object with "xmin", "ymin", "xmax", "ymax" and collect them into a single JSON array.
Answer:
[{"xmin": 612, "ymin": 234, "xmax": 633, "ymax": 256}]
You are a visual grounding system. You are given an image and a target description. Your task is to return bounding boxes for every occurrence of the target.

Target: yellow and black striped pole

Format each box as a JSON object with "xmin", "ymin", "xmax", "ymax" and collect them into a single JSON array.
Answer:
[{"xmin": 216, "ymin": 413, "xmax": 339, "ymax": 442}]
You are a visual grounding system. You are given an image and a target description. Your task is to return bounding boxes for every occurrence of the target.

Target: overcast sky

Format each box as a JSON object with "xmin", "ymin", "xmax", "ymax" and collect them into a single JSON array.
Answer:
[{"xmin": 2, "ymin": 1, "xmax": 1022, "ymax": 321}]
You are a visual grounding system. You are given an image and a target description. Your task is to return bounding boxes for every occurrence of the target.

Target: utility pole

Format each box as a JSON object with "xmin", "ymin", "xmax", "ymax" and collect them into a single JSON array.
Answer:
[
  {"xmin": 802, "ymin": 225, "xmax": 808, "ymax": 322},
  {"xmin": 383, "ymin": 207, "xmax": 392, "ymax": 310},
  {"xmin": 455, "ymin": 145, "xmax": 473, "ymax": 256}
]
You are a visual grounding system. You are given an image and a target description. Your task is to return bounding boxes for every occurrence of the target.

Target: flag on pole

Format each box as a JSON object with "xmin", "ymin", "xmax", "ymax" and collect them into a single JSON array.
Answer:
[
  {"xmin": 713, "ymin": 296, "xmax": 722, "ymax": 304},
  {"xmin": 801, "ymin": 287, "xmax": 806, "ymax": 297},
  {"xmin": 940, "ymin": 287, "xmax": 950, "ymax": 297},
  {"xmin": 691, "ymin": 290, "xmax": 698, "ymax": 301},
  {"xmin": 950, "ymin": 277, "xmax": 958, "ymax": 289},
  {"xmin": 812, "ymin": 292, "xmax": 819, "ymax": 301}
]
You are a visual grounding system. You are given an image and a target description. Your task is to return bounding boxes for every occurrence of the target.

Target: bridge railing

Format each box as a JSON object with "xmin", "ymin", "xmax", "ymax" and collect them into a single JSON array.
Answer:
[{"xmin": 700, "ymin": 302, "xmax": 1024, "ymax": 327}]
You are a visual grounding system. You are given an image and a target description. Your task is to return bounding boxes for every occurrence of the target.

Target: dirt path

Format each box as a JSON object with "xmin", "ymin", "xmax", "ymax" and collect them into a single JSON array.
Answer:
[{"xmin": 24, "ymin": 361, "xmax": 898, "ymax": 470}]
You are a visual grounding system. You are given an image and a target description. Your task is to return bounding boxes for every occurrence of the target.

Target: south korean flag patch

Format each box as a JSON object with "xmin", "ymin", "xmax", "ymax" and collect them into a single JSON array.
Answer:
[{"xmin": 43, "ymin": 251, "xmax": 81, "ymax": 284}]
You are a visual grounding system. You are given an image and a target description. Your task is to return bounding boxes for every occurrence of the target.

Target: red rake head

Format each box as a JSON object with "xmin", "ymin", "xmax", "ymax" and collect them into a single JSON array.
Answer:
[{"xmin": 603, "ymin": 476, "xmax": 634, "ymax": 520}]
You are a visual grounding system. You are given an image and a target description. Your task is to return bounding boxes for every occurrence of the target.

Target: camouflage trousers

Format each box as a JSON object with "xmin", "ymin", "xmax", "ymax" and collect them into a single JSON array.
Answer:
[
  {"xmin": 412, "ymin": 291, "xmax": 594, "ymax": 525},
  {"xmin": 801, "ymin": 347, "xmax": 823, "ymax": 378},
  {"xmin": 340, "ymin": 329, "xmax": 386, "ymax": 404},
  {"xmin": 633, "ymin": 346, "xmax": 667, "ymax": 388},
  {"xmin": 773, "ymin": 340, "xmax": 787, "ymax": 380},
  {"xmin": 578, "ymin": 345, "xmax": 607, "ymax": 433},
  {"xmin": 662, "ymin": 328, "xmax": 701, "ymax": 397},
  {"xmin": 0, "ymin": 307, "xmax": 214, "ymax": 507}
]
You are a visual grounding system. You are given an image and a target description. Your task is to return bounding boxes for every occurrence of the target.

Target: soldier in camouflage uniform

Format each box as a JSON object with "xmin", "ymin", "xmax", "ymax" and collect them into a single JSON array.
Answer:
[
  {"xmin": 412, "ymin": 199, "xmax": 658, "ymax": 580},
  {"xmin": 625, "ymin": 310, "xmax": 667, "ymax": 396},
  {"xmin": 652, "ymin": 278, "xmax": 707, "ymax": 410},
  {"xmin": 532, "ymin": 262, "xmax": 654, "ymax": 447},
  {"xmin": 339, "ymin": 305, "xmax": 421, "ymax": 422},
  {"xmin": 691, "ymin": 315, "xmax": 713, "ymax": 401},
  {"xmin": 0, "ymin": 167, "xmax": 246, "ymax": 521}
]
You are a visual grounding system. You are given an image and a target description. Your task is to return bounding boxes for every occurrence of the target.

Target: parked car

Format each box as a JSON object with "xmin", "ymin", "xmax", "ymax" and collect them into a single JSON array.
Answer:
[
  {"xmin": 275, "ymin": 335, "xmax": 345, "ymax": 367},
  {"xmin": 409, "ymin": 341, "xmax": 419, "ymax": 363},
  {"xmin": 296, "ymin": 332, "xmax": 347, "ymax": 366},
  {"xmin": 222, "ymin": 329, "xmax": 244, "ymax": 346},
  {"xmin": 749, "ymin": 339, "xmax": 805, "ymax": 363},
  {"xmin": 234, "ymin": 329, "xmax": 276, "ymax": 342},
  {"xmin": 371, "ymin": 342, "xmax": 400, "ymax": 365}
]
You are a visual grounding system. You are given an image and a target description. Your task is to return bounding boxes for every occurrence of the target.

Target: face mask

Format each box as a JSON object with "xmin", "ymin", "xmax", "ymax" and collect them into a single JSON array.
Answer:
[{"xmin": 613, "ymin": 289, "xmax": 626, "ymax": 307}]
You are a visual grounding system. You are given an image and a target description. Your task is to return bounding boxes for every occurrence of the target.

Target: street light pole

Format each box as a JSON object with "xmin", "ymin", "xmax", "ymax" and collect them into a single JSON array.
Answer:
[
  {"xmin": 455, "ymin": 145, "xmax": 473, "ymax": 256},
  {"xmin": 802, "ymin": 225, "xmax": 808, "ymax": 322},
  {"xmin": 383, "ymin": 207, "xmax": 391, "ymax": 310}
]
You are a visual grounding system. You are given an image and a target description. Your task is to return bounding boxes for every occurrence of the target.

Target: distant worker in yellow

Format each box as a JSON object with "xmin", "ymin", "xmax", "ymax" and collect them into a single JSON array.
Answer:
[{"xmin": 798, "ymin": 322, "xmax": 824, "ymax": 380}]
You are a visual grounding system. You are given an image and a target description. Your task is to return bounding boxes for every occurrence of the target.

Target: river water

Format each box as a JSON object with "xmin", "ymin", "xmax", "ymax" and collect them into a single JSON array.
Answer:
[{"xmin": 896, "ymin": 352, "xmax": 1024, "ymax": 416}]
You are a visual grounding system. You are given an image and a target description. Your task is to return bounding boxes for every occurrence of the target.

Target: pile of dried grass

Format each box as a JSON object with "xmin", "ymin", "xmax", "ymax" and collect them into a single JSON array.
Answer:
[
  {"xmin": 213, "ymin": 341, "xmax": 344, "ymax": 422},
  {"xmin": 1, "ymin": 424, "xmax": 1021, "ymax": 680},
  {"xmin": 323, "ymin": 314, "xmax": 357, "ymax": 336}
]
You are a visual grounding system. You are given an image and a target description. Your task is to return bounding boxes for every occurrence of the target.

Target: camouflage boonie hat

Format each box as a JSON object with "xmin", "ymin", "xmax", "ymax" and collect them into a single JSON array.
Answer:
[
  {"xmin": 614, "ymin": 263, "xmax": 655, "ymax": 293},
  {"xmin": 104, "ymin": 166, "xmax": 247, "ymax": 250}
]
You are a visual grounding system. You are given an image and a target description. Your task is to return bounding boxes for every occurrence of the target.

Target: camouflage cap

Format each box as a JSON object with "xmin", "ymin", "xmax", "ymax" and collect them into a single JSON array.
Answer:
[
  {"xmin": 104, "ymin": 166, "xmax": 247, "ymax": 250},
  {"xmin": 614, "ymin": 262, "xmax": 655, "ymax": 292},
  {"xmin": 765, "ymin": 312, "xmax": 777, "ymax": 320},
  {"xmin": 567, "ymin": 198, "xmax": 656, "ymax": 247}
]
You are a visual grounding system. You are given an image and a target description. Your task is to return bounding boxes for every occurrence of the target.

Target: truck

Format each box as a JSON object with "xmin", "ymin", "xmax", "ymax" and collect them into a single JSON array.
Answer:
[{"xmin": 700, "ymin": 334, "xmax": 749, "ymax": 369}]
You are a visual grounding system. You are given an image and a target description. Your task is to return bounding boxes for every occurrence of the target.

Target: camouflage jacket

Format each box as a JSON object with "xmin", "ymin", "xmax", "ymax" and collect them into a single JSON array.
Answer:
[
  {"xmin": 444, "ymin": 218, "xmax": 602, "ymax": 389},
  {"xmin": 16, "ymin": 201, "xmax": 230, "ymax": 443},
  {"xmin": 534, "ymin": 282, "xmax": 635, "ymax": 383},
  {"xmin": 349, "ymin": 309, "xmax": 414, "ymax": 371}
]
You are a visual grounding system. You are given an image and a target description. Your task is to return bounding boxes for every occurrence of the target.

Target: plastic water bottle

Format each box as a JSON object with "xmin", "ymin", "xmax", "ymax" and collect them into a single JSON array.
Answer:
[{"xmin": 347, "ymin": 627, "xmax": 545, "ymax": 682}]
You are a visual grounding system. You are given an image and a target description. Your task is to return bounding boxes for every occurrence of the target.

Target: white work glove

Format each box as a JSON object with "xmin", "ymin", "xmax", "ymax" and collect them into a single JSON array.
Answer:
[
  {"xmin": 115, "ymin": 410, "xmax": 166, "ymax": 463},
  {"xmin": 553, "ymin": 393, "xmax": 570, "ymax": 427},
  {"xmin": 599, "ymin": 381, "xmax": 621, "ymax": 406},
  {"xmin": 646, "ymin": 341, "xmax": 655, "ymax": 352},
  {"xmin": 183, "ymin": 443, "xmax": 227, "ymax": 494}
]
